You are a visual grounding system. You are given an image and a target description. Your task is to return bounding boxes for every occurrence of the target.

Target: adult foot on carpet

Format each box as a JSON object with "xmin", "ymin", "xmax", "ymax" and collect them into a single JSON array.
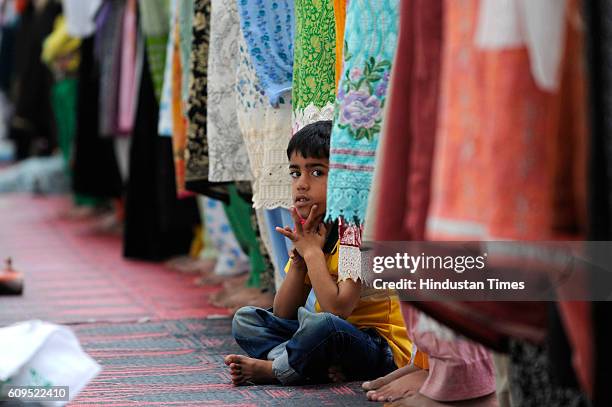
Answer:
[
  {"xmin": 224, "ymin": 354, "xmax": 277, "ymax": 385},
  {"xmin": 165, "ymin": 256, "xmax": 193, "ymax": 270},
  {"xmin": 229, "ymin": 290, "xmax": 274, "ymax": 314},
  {"xmin": 386, "ymin": 392, "xmax": 498, "ymax": 407},
  {"xmin": 86, "ymin": 212, "xmax": 123, "ymax": 236},
  {"xmin": 167, "ymin": 257, "xmax": 215, "ymax": 274},
  {"xmin": 328, "ymin": 365, "xmax": 347, "ymax": 383},
  {"xmin": 213, "ymin": 286, "xmax": 264, "ymax": 308},
  {"xmin": 195, "ymin": 271, "xmax": 246, "ymax": 287},
  {"xmin": 58, "ymin": 205, "xmax": 103, "ymax": 221},
  {"xmin": 180, "ymin": 258, "xmax": 216, "ymax": 275},
  {"xmin": 222, "ymin": 273, "xmax": 249, "ymax": 290},
  {"xmin": 362, "ymin": 364, "xmax": 419, "ymax": 391},
  {"xmin": 367, "ymin": 369, "xmax": 427, "ymax": 402}
]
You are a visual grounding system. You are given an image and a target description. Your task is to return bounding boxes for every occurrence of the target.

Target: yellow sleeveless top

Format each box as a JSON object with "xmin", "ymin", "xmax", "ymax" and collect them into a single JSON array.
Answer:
[{"xmin": 285, "ymin": 242, "xmax": 428, "ymax": 369}]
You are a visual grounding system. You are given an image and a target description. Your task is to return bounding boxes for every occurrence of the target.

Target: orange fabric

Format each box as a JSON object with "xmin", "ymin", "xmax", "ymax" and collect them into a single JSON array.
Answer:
[
  {"xmin": 333, "ymin": 0, "xmax": 346, "ymax": 89},
  {"xmin": 170, "ymin": 16, "xmax": 189, "ymax": 197},
  {"xmin": 427, "ymin": 0, "xmax": 576, "ymax": 241}
]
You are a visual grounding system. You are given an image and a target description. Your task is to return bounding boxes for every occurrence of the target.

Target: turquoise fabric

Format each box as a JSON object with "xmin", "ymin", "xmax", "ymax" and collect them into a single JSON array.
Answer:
[{"xmin": 326, "ymin": 0, "xmax": 399, "ymax": 225}]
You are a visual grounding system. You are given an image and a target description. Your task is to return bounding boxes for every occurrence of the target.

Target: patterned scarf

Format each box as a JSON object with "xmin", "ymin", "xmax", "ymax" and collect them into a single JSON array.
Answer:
[
  {"xmin": 184, "ymin": 0, "xmax": 211, "ymax": 191},
  {"xmin": 236, "ymin": 0, "xmax": 294, "ymax": 107}
]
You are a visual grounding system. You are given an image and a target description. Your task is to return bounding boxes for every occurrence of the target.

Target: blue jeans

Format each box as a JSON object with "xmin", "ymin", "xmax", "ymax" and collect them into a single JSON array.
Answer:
[{"xmin": 232, "ymin": 306, "xmax": 397, "ymax": 384}]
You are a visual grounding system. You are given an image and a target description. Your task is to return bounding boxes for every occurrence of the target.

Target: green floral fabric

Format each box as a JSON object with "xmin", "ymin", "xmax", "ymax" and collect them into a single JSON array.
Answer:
[{"xmin": 291, "ymin": 0, "xmax": 337, "ymax": 132}]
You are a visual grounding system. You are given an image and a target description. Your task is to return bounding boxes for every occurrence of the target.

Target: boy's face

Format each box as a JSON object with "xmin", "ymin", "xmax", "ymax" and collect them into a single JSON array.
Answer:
[{"xmin": 289, "ymin": 152, "xmax": 328, "ymax": 223}]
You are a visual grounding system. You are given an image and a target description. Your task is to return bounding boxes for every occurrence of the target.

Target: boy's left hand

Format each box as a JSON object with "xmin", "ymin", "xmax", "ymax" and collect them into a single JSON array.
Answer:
[{"xmin": 276, "ymin": 205, "xmax": 326, "ymax": 259}]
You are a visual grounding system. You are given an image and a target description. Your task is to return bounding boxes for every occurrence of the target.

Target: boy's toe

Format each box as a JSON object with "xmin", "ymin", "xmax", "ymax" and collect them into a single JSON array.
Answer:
[{"xmin": 225, "ymin": 354, "xmax": 242, "ymax": 365}]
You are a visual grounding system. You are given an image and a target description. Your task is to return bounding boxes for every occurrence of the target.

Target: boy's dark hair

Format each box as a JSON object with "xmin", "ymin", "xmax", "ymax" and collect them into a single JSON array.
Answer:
[{"xmin": 287, "ymin": 120, "xmax": 332, "ymax": 160}]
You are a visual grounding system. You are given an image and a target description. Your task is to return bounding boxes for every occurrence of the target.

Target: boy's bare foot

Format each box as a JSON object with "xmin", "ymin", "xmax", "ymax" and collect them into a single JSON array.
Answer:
[
  {"xmin": 367, "ymin": 369, "xmax": 427, "ymax": 402},
  {"xmin": 224, "ymin": 354, "xmax": 278, "ymax": 385},
  {"xmin": 328, "ymin": 365, "xmax": 347, "ymax": 383},
  {"xmin": 362, "ymin": 365, "xmax": 419, "ymax": 391},
  {"xmin": 386, "ymin": 392, "xmax": 498, "ymax": 407}
]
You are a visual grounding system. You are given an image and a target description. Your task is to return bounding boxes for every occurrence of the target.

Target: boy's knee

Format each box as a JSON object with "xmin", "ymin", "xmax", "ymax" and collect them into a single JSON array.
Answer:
[
  {"xmin": 232, "ymin": 306, "xmax": 262, "ymax": 337},
  {"xmin": 298, "ymin": 309, "xmax": 338, "ymax": 336}
]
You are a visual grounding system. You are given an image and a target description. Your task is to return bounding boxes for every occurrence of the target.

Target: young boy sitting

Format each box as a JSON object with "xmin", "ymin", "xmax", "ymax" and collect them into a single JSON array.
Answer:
[{"xmin": 224, "ymin": 120, "xmax": 418, "ymax": 385}]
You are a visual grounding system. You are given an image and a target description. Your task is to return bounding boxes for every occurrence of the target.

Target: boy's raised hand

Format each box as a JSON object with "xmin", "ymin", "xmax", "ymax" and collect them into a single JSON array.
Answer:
[{"xmin": 275, "ymin": 205, "xmax": 326, "ymax": 259}]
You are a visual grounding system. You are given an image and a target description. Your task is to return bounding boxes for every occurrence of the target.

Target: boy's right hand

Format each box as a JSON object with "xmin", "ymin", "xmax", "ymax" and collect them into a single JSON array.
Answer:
[{"xmin": 276, "ymin": 206, "xmax": 326, "ymax": 259}]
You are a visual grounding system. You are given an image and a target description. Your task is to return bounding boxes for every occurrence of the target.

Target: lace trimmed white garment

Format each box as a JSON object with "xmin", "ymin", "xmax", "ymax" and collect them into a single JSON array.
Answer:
[
  {"xmin": 236, "ymin": 32, "xmax": 293, "ymax": 209},
  {"xmin": 292, "ymin": 103, "xmax": 335, "ymax": 134},
  {"xmin": 206, "ymin": 0, "xmax": 252, "ymax": 182}
]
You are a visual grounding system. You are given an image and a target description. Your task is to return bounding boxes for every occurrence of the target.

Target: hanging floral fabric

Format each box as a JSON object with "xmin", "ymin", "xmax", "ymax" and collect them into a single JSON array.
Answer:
[
  {"xmin": 207, "ymin": 0, "xmax": 251, "ymax": 182},
  {"xmin": 327, "ymin": 0, "xmax": 399, "ymax": 226},
  {"xmin": 326, "ymin": 0, "xmax": 400, "ymax": 283},
  {"xmin": 236, "ymin": 0, "xmax": 294, "ymax": 107},
  {"xmin": 291, "ymin": 0, "xmax": 336, "ymax": 132}
]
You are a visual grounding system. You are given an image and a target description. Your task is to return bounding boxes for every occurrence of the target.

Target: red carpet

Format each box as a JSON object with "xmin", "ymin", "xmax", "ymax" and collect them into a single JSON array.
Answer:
[{"xmin": 0, "ymin": 194, "xmax": 228, "ymax": 325}]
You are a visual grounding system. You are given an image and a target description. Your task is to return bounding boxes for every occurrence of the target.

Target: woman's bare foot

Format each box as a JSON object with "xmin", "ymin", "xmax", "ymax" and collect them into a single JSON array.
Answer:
[
  {"xmin": 362, "ymin": 365, "xmax": 419, "ymax": 391},
  {"xmin": 328, "ymin": 365, "xmax": 347, "ymax": 383},
  {"xmin": 367, "ymin": 369, "xmax": 428, "ymax": 402},
  {"xmin": 224, "ymin": 354, "xmax": 278, "ymax": 385},
  {"xmin": 387, "ymin": 392, "xmax": 498, "ymax": 407}
]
